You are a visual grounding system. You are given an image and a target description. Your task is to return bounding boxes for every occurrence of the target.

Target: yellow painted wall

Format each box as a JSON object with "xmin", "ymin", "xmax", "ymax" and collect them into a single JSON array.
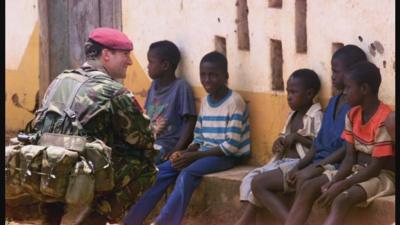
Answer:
[
  {"xmin": 123, "ymin": 55, "xmax": 152, "ymax": 106},
  {"xmin": 5, "ymin": 23, "xmax": 40, "ymax": 132}
]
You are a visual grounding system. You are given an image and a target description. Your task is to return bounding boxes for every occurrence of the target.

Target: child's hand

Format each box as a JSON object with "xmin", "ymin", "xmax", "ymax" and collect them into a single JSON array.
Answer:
[
  {"xmin": 164, "ymin": 150, "xmax": 182, "ymax": 161},
  {"xmin": 272, "ymin": 138, "xmax": 285, "ymax": 154},
  {"xmin": 283, "ymin": 133, "xmax": 298, "ymax": 149},
  {"xmin": 172, "ymin": 151, "xmax": 200, "ymax": 170},
  {"xmin": 320, "ymin": 180, "xmax": 334, "ymax": 193},
  {"xmin": 317, "ymin": 180, "xmax": 348, "ymax": 208},
  {"xmin": 169, "ymin": 151, "xmax": 183, "ymax": 162},
  {"xmin": 286, "ymin": 166, "xmax": 299, "ymax": 185}
]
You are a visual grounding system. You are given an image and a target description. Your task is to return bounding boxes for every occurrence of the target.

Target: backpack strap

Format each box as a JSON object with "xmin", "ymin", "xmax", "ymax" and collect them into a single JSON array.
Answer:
[{"xmin": 33, "ymin": 68, "xmax": 109, "ymax": 136}]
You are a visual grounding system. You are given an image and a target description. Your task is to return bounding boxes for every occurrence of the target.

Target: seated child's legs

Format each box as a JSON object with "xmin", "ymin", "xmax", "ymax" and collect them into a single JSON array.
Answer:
[
  {"xmin": 294, "ymin": 164, "xmax": 325, "ymax": 192},
  {"xmin": 155, "ymin": 156, "xmax": 236, "ymax": 225},
  {"xmin": 234, "ymin": 201, "xmax": 258, "ymax": 225},
  {"xmin": 324, "ymin": 185, "xmax": 367, "ymax": 225},
  {"xmin": 285, "ymin": 174, "xmax": 329, "ymax": 225},
  {"xmin": 251, "ymin": 168, "xmax": 288, "ymax": 222},
  {"xmin": 240, "ymin": 158, "xmax": 297, "ymax": 201},
  {"xmin": 325, "ymin": 170, "xmax": 394, "ymax": 225},
  {"xmin": 237, "ymin": 159, "xmax": 298, "ymax": 224},
  {"xmin": 124, "ymin": 161, "xmax": 179, "ymax": 225}
]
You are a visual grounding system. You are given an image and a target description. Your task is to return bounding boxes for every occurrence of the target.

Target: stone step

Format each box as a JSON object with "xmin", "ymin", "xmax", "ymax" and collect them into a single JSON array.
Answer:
[{"xmin": 181, "ymin": 165, "xmax": 395, "ymax": 225}]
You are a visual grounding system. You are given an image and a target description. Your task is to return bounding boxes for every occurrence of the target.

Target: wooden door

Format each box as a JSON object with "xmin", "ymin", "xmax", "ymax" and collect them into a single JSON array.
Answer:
[{"xmin": 38, "ymin": 0, "xmax": 122, "ymax": 100}]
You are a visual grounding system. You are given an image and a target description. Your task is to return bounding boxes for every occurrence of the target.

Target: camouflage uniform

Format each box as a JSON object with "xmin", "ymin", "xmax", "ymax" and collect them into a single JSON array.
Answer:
[{"xmin": 30, "ymin": 60, "xmax": 158, "ymax": 224}]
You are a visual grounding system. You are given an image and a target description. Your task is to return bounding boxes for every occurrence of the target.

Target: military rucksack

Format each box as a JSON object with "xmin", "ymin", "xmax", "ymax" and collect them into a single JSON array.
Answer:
[
  {"xmin": 5, "ymin": 69, "xmax": 113, "ymax": 205},
  {"xmin": 32, "ymin": 68, "xmax": 106, "ymax": 136}
]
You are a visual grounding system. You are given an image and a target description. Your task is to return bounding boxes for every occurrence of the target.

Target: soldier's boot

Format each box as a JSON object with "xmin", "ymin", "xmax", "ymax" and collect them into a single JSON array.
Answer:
[{"xmin": 40, "ymin": 202, "xmax": 65, "ymax": 225}]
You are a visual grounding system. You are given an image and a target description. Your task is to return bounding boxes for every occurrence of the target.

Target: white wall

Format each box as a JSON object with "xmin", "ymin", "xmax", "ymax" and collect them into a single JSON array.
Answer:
[
  {"xmin": 6, "ymin": 0, "xmax": 38, "ymax": 70},
  {"xmin": 122, "ymin": 0, "xmax": 395, "ymax": 104}
]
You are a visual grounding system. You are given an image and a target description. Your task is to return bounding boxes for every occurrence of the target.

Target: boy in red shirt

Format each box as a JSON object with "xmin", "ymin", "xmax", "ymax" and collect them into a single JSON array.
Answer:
[{"xmin": 313, "ymin": 61, "xmax": 394, "ymax": 225}]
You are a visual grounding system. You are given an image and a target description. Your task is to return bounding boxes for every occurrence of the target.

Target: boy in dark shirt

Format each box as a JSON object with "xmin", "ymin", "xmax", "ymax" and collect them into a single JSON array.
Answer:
[{"xmin": 145, "ymin": 40, "xmax": 197, "ymax": 164}]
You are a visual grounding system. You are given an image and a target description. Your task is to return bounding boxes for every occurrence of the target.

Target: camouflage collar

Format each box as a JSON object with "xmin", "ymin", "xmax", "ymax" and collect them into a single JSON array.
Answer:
[{"xmin": 81, "ymin": 60, "xmax": 109, "ymax": 75}]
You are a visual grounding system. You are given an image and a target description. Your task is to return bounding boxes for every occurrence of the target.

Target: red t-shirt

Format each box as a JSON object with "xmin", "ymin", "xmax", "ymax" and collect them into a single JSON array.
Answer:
[{"xmin": 341, "ymin": 102, "xmax": 394, "ymax": 157}]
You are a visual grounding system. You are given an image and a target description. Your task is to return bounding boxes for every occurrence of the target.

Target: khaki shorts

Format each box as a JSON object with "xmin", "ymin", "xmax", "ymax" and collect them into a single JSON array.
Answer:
[
  {"xmin": 243, "ymin": 158, "xmax": 299, "ymax": 206},
  {"xmin": 323, "ymin": 164, "xmax": 395, "ymax": 207}
]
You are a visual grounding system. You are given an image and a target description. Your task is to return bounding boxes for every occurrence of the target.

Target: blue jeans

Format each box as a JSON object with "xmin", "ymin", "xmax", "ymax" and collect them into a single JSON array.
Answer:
[{"xmin": 124, "ymin": 156, "xmax": 236, "ymax": 225}]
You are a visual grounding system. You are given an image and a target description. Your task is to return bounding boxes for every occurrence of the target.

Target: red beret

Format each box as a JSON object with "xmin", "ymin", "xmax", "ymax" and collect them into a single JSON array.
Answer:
[{"xmin": 88, "ymin": 27, "xmax": 133, "ymax": 51}]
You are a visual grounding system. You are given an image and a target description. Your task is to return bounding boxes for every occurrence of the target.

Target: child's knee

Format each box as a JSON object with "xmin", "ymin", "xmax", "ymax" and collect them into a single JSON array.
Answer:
[
  {"xmin": 299, "ymin": 179, "xmax": 320, "ymax": 197},
  {"xmin": 331, "ymin": 192, "xmax": 352, "ymax": 210},
  {"xmin": 295, "ymin": 172, "xmax": 309, "ymax": 187},
  {"xmin": 250, "ymin": 175, "xmax": 264, "ymax": 194}
]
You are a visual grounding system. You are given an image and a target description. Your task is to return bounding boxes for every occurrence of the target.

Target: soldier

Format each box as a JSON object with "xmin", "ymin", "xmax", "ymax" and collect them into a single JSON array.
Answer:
[{"xmin": 30, "ymin": 27, "xmax": 157, "ymax": 225}]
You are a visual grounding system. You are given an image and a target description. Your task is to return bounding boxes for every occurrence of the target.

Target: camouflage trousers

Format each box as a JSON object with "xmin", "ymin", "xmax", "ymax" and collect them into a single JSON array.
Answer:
[{"xmin": 93, "ymin": 154, "xmax": 158, "ymax": 223}]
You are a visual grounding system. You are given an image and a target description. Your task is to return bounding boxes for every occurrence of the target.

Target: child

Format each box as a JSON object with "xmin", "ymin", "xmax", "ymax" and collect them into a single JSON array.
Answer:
[
  {"xmin": 385, "ymin": 112, "xmax": 395, "ymax": 143},
  {"xmin": 286, "ymin": 45, "xmax": 367, "ymax": 193},
  {"xmin": 124, "ymin": 51, "xmax": 251, "ymax": 225},
  {"xmin": 235, "ymin": 69, "xmax": 323, "ymax": 225},
  {"xmin": 145, "ymin": 40, "xmax": 197, "ymax": 164},
  {"xmin": 287, "ymin": 61, "xmax": 395, "ymax": 225}
]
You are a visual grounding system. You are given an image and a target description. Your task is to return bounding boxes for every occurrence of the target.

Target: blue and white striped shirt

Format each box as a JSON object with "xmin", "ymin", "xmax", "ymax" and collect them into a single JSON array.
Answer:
[{"xmin": 191, "ymin": 89, "xmax": 251, "ymax": 157}]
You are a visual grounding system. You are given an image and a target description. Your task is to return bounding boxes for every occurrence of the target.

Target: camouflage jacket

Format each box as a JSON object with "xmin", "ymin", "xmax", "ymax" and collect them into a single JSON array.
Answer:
[
  {"xmin": 31, "ymin": 60, "xmax": 154, "ymax": 154},
  {"xmin": 9, "ymin": 60, "xmax": 158, "ymax": 222}
]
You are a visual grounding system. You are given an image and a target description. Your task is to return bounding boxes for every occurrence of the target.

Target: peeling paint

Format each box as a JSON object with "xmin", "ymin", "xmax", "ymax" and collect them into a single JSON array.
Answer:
[
  {"xmin": 11, "ymin": 93, "xmax": 34, "ymax": 112},
  {"xmin": 369, "ymin": 43, "xmax": 376, "ymax": 56},
  {"xmin": 373, "ymin": 41, "xmax": 384, "ymax": 54},
  {"xmin": 358, "ymin": 35, "xmax": 363, "ymax": 42}
]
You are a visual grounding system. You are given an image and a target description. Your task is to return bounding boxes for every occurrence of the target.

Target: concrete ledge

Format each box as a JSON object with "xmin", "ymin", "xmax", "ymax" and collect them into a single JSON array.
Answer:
[
  {"xmin": 184, "ymin": 166, "xmax": 395, "ymax": 225},
  {"xmin": 7, "ymin": 165, "xmax": 395, "ymax": 225}
]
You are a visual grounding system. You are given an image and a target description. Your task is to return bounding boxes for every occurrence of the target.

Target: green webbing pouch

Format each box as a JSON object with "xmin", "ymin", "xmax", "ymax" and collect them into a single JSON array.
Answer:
[
  {"xmin": 5, "ymin": 144, "xmax": 26, "ymax": 200},
  {"xmin": 84, "ymin": 140, "xmax": 114, "ymax": 192},
  {"xmin": 19, "ymin": 145, "xmax": 47, "ymax": 200},
  {"xmin": 40, "ymin": 146, "xmax": 79, "ymax": 199},
  {"xmin": 65, "ymin": 156, "xmax": 95, "ymax": 205},
  {"xmin": 39, "ymin": 133, "xmax": 87, "ymax": 153}
]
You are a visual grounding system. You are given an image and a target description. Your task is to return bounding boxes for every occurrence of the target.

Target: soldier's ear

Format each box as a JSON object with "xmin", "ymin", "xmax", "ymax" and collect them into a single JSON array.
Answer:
[{"xmin": 102, "ymin": 49, "xmax": 110, "ymax": 61}]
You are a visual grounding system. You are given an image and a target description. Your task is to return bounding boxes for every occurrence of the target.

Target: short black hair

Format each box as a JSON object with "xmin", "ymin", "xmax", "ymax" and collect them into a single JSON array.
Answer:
[
  {"xmin": 347, "ymin": 61, "xmax": 381, "ymax": 95},
  {"xmin": 149, "ymin": 40, "xmax": 181, "ymax": 70},
  {"xmin": 84, "ymin": 40, "xmax": 106, "ymax": 59},
  {"xmin": 200, "ymin": 51, "xmax": 228, "ymax": 74},
  {"xmin": 290, "ymin": 69, "xmax": 321, "ymax": 97},
  {"xmin": 332, "ymin": 45, "xmax": 367, "ymax": 69}
]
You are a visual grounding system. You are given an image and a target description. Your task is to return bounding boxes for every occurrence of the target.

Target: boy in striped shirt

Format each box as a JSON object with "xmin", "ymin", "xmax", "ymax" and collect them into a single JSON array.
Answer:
[{"xmin": 124, "ymin": 51, "xmax": 250, "ymax": 225}]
